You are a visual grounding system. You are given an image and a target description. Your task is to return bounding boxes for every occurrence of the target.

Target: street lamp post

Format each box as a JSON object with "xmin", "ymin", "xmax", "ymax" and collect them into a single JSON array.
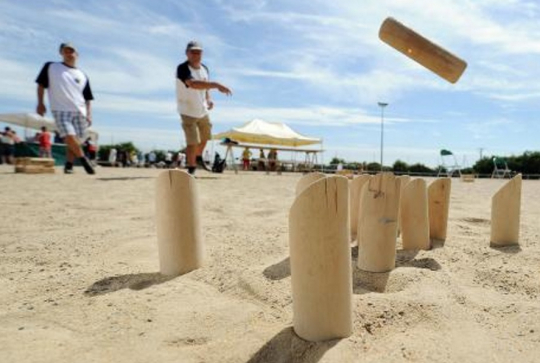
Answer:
[{"xmin": 377, "ymin": 102, "xmax": 389, "ymax": 171}]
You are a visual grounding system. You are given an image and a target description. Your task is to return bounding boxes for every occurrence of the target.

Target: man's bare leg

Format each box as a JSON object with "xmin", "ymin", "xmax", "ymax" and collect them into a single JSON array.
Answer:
[{"xmin": 197, "ymin": 141, "xmax": 207, "ymax": 158}]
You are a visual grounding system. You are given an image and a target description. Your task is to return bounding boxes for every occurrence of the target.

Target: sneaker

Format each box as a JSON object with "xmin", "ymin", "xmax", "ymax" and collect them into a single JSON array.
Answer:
[
  {"xmin": 64, "ymin": 162, "xmax": 74, "ymax": 174},
  {"xmin": 80, "ymin": 157, "xmax": 96, "ymax": 175},
  {"xmin": 196, "ymin": 156, "xmax": 211, "ymax": 171}
]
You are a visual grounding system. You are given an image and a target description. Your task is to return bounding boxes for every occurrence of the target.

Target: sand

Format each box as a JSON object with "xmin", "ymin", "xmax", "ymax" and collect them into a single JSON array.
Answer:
[{"xmin": 0, "ymin": 164, "xmax": 539, "ymax": 363}]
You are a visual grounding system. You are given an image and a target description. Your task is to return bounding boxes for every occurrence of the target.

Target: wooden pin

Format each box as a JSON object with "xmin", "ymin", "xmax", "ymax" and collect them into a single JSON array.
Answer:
[
  {"xmin": 357, "ymin": 173, "xmax": 401, "ymax": 272},
  {"xmin": 400, "ymin": 178, "xmax": 430, "ymax": 250},
  {"xmin": 289, "ymin": 176, "xmax": 352, "ymax": 341},
  {"xmin": 155, "ymin": 170, "xmax": 204, "ymax": 276},
  {"xmin": 491, "ymin": 174, "xmax": 522, "ymax": 247}
]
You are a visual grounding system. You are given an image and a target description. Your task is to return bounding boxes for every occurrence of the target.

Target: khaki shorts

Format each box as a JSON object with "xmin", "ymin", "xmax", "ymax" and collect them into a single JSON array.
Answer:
[{"xmin": 181, "ymin": 114, "xmax": 212, "ymax": 146}]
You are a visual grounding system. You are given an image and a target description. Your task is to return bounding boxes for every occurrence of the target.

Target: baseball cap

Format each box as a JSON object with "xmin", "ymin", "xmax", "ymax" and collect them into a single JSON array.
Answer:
[
  {"xmin": 186, "ymin": 40, "xmax": 203, "ymax": 52},
  {"xmin": 59, "ymin": 42, "xmax": 77, "ymax": 53}
]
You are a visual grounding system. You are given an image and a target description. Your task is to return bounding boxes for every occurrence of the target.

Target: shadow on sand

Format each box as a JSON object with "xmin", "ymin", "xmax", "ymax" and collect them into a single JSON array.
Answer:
[
  {"xmin": 96, "ymin": 176, "xmax": 154, "ymax": 181},
  {"xmin": 84, "ymin": 272, "xmax": 173, "ymax": 296},
  {"xmin": 352, "ymin": 247, "xmax": 441, "ymax": 294},
  {"xmin": 489, "ymin": 244, "xmax": 522, "ymax": 254},
  {"xmin": 246, "ymin": 327, "xmax": 339, "ymax": 363},
  {"xmin": 263, "ymin": 257, "xmax": 291, "ymax": 281}
]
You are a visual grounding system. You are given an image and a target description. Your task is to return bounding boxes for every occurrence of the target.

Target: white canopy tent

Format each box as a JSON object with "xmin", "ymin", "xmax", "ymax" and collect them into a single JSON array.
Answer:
[
  {"xmin": 0, "ymin": 113, "xmax": 99, "ymax": 141},
  {"xmin": 213, "ymin": 119, "xmax": 323, "ymax": 172},
  {"xmin": 213, "ymin": 118, "xmax": 321, "ymax": 147}
]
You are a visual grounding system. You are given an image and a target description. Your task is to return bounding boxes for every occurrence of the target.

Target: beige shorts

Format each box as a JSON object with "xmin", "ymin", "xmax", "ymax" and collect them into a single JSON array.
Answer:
[{"xmin": 181, "ymin": 114, "xmax": 212, "ymax": 146}]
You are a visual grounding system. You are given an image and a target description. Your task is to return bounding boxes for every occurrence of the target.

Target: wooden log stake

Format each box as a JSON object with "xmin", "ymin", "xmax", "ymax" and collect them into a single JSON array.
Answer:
[
  {"xmin": 295, "ymin": 172, "xmax": 326, "ymax": 196},
  {"xmin": 400, "ymin": 178, "xmax": 430, "ymax": 250},
  {"xmin": 491, "ymin": 174, "xmax": 522, "ymax": 247},
  {"xmin": 428, "ymin": 178, "xmax": 451, "ymax": 242},
  {"xmin": 357, "ymin": 173, "xmax": 401, "ymax": 272},
  {"xmin": 155, "ymin": 170, "xmax": 204, "ymax": 276},
  {"xmin": 350, "ymin": 175, "xmax": 372, "ymax": 242},
  {"xmin": 396, "ymin": 175, "xmax": 411, "ymax": 236},
  {"xmin": 289, "ymin": 176, "xmax": 352, "ymax": 341}
]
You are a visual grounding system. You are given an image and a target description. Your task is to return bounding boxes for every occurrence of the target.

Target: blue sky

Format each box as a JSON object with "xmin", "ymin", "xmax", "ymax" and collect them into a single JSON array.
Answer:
[{"xmin": 1, "ymin": 0, "xmax": 539, "ymax": 167}]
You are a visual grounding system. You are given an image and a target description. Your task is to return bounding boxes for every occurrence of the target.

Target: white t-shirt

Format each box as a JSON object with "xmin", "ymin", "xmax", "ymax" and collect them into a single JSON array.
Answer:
[
  {"xmin": 36, "ymin": 62, "xmax": 93, "ymax": 116},
  {"xmin": 176, "ymin": 61, "xmax": 209, "ymax": 118}
]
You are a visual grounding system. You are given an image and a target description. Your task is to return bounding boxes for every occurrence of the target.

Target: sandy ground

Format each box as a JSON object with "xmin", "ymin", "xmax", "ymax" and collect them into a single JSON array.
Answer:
[{"xmin": 0, "ymin": 164, "xmax": 539, "ymax": 363}]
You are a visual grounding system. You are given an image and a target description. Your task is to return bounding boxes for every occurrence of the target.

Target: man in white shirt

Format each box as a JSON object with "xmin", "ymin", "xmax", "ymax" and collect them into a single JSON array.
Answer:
[
  {"xmin": 36, "ymin": 42, "xmax": 95, "ymax": 174},
  {"xmin": 176, "ymin": 41, "xmax": 232, "ymax": 174}
]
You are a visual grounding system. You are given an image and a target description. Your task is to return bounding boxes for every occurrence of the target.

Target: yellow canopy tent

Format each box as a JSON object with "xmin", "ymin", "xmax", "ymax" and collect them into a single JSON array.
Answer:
[
  {"xmin": 213, "ymin": 118, "xmax": 321, "ymax": 147},
  {"xmin": 213, "ymin": 119, "xmax": 322, "ymax": 172}
]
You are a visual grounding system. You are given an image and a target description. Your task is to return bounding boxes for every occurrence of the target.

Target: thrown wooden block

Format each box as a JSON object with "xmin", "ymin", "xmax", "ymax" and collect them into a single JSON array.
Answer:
[
  {"xmin": 379, "ymin": 17, "xmax": 467, "ymax": 83},
  {"xmin": 350, "ymin": 174, "xmax": 372, "ymax": 242},
  {"xmin": 428, "ymin": 178, "xmax": 451, "ymax": 242},
  {"xmin": 155, "ymin": 170, "xmax": 204, "ymax": 276},
  {"xmin": 491, "ymin": 174, "xmax": 522, "ymax": 247},
  {"xmin": 400, "ymin": 178, "xmax": 430, "ymax": 250},
  {"xmin": 295, "ymin": 172, "xmax": 326, "ymax": 196},
  {"xmin": 289, "ymin": 176, "xmax": 352, "ymax": 341},
  {"xmin": 357, "ymin": 173, "xmax": 401, "ymax": 272}
]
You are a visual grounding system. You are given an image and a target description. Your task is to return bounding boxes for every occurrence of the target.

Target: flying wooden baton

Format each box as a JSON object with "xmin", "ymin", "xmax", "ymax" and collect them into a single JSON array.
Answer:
[{"xmin": 379, "ymin": 17, "xmax": 467, "ymax": 84}]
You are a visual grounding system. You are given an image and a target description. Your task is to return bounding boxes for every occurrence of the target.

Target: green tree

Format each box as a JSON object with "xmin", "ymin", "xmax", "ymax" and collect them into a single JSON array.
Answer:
[
  {"xmin": 366, "ymin": 162, "xmax": 381, "ymax": 171},
  {"xmin": 392, "ymin": 159, "xmax": 408, "ymax": 172},
  {"xmin": 330, "ymin": 157, "xmax": 346, "ymax": 165},
  {"xmin": 98, "ymin": 142, "xmax": 139, "ymax": 161},
  {"xmin": 408, "ymin": 163, "xmax": 434, "ymax": 173}
]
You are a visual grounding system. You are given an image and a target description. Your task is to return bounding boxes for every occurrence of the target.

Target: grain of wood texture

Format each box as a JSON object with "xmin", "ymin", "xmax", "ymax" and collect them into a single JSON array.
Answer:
[
  {"xmin": 428, "ymin": 178, "xmax": 451, "ymax": 241},
  {"xmin": 379, "ymin": 17, "xmax": 467, "ymax": 83},
  {"xmin": 396, "ymin": 175, "xmax": 411, "ymax": 235},
  {"xmin": 491, "ymin": 174, "xmax": 522, "ymax": 246},
  {"xmin": 400, "ymin": 178, "xmax": 430, "ymax": 250},
  {"xmin": 350, "ymin": 174, "xmax": 372, "ymax": 242},
  {"xmin": 357, "ymin": 173, "xmax": 401, "ymax": 272},
  {"xmin": 289, "ymin": 176, "xmax": 352, "ymax": 341},
  {"xmin": 155, "ymin": 170, "xmax": 204, "ymax": 276}
]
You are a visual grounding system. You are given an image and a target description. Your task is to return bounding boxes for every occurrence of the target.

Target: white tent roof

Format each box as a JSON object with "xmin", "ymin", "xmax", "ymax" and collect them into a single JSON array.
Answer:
[
  {"xmin": 0, "ymin": 113, "xmax": 99, "ymax": 141},
  {"xmin": 213, "ymin": 119, "xmax": 321, "ymax": 147}
]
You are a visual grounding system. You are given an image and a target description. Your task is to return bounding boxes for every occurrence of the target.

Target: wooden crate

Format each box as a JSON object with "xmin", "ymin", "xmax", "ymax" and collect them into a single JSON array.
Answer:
[{"xmin": 14, "ymin": 158, "xmax": 55, "ymax": 174}]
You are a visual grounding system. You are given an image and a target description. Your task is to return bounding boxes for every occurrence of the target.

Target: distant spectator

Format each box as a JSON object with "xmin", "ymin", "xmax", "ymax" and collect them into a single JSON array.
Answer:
[
  {"xmin": 137, "ymin": 151, "xmax": 145, "ymax": 167},
  {"xmin": 148, "ymin": 151, "xmax": 156, "ymax": 166},
  {"xmin": 178, "ymin": 152, "xmax": 186, "ymax": 168},
  {"xmin": 1, "ymin": 129, "xmax": 15, "ymax": 164},
  {"xmin": 38, "ymin": 126, "xmax": 52, "ymax": 158},
  {"xmin": 130, "ymin": 151, "xmax": 137, "ymax": 165},
  {"xmin": 10, "ymin": 130, "xmax": 21, "ymax": 144},
  {"xmin": 242, "ymin": 147, "xmax": 252, "ymax": 171},
  {"xmin": 108, "ymin": 147, "xmax": 117, "ymax": 164},
  {"xmin": 212, "ymin": 152, "xmax": 226, "ymax": 173},
  {"xmin": 120, "ymin": 150, "xmax": 128, "ymax": 167},
  {"xmin": 53, "ymin": 131, "xmax": 63, "ymax": 144},
  {"xmin": 258, "ymin": 149, "xmax": 266, "ymax": 171},
  {"xmin": 268, "ymin": 148, "xmax": 278, "ymax": 171},
  {"xmin": 165, "ymin": 151, "xmax": 173, "ymax": 168}
]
